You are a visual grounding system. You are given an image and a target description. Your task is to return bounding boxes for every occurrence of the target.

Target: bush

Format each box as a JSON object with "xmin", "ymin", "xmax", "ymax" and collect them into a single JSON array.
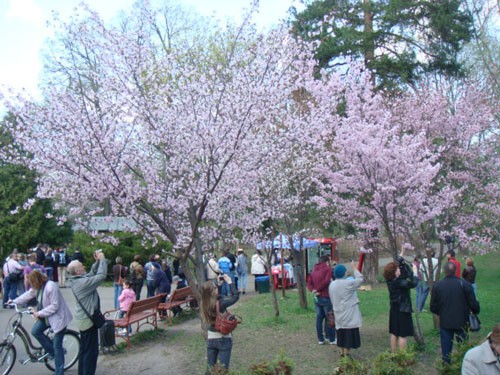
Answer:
[
  {"xmin": 68, "ymin": 231, "xmax": 172, "ymax": 271},
  {"xmin": 373, "ymin": 349, "xmax": 416, "ymax": 375},
  {"xmin": 332, "ymin": 355, "xmax": 369, "ymax": 375},
  {"xmin": 436, "ymin": 337, "xmax": 477, "ymax": 375}
]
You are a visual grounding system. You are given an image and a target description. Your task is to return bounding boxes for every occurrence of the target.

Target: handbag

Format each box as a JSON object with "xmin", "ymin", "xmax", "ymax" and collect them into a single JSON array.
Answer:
[
  {"xmin": 215, "ymin": 301, "xmax": 242, "ymax": 335},
  {"xmin": 327, "ymin": 310, "xmax": 336, "ymax": 328},
  {"xmin": 117, "ymin": 265, "xmax": 125, "ymax": 286},
  {"xmin": 72, "ymin": 289, "xmax": 106, "ymax": 329},
  {"xmin": 459, "ymin": 280, "xmax": 481, "ymax": 332},
  {"xmin": 7, "ymin": 264, "xmax": 21, "ymax": 282},
  {"xmin": 469, "ymin": 313, "xmax": 481, "ymax": 332}
]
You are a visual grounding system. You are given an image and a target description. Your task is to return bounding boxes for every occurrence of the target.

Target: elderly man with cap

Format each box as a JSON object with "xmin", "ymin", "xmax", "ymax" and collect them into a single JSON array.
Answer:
[
  {"xmin": 329, "ymin": 260, "xmax": 363, "ymax": 357},
  {"xmin": 462, "ymin": 323, "xmax": 500, "ymax": 374},
  {"xmin": 67, "ymin": 249, "xmax": 108, "ymax": 375}
]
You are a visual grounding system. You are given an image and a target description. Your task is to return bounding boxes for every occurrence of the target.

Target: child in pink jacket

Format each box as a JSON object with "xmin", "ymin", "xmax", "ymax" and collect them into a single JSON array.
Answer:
[{"xmin": 118, "ymin": 280, "xmax": 136, "ymax": 334}]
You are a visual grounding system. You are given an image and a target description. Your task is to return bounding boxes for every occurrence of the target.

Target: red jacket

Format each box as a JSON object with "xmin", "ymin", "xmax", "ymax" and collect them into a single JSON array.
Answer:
[
  {"xmin": 307, "ymin": 262, "xmax": 332, "ymax": 298},
  {"xmin": 449, "ymin": 258, "xmax": 461, "ymax": 278}
]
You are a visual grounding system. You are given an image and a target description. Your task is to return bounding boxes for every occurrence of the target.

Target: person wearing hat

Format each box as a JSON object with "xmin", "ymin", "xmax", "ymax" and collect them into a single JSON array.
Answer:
[
  {"xmin": 328, "ymin": 260, "xmax": 363, "ymax": 357},
  {"xmin": 462, "ymin": 323, "xmax": 500, "ymax": 374},
  {"xmin": 236, "ymin": 249, "xmax": 248, "ymax": 295}
]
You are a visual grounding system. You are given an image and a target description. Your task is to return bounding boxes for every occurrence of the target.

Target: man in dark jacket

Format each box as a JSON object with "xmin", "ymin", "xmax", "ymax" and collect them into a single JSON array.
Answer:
[
  {"xmin": 307, "ymin": 255, "xmax": 335, "ymax": 345},
  {"xmin": 431, "ymin": 261, "xmax": 480, "ymax": 364}
]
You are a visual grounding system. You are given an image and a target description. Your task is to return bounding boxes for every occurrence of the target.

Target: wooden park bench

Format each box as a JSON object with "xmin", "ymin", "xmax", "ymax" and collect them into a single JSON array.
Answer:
[
  {"xmin": 104, "ymin": 293, "xmax": 166, "ymax": 348},
  {"xmin": 158, "ymin": 286, "xmax": 196, "ymax": 325}
]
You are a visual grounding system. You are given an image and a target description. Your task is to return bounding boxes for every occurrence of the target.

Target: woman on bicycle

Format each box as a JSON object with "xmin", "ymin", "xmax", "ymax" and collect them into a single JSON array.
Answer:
[{"xmin": 10, "ymin": 269, "xmax": 73, "ymax": 375}]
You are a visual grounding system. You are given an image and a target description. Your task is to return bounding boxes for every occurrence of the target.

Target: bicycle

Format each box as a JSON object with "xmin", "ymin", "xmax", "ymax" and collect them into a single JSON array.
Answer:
[{"xmin": 0, "ymin": 303, "xmax": 80, "ymax": 375}]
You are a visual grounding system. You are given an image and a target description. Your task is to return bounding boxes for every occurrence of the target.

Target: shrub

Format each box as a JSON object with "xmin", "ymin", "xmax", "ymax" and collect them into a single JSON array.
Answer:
[
  {"xmin": 436, "ymin": 337, "xmax": 478, "ymax": 375},
  {"xmin": 332, "ymin": 355, "xmax": 369, "ymax": 375},
  {"xmin": 373, "ymin": 349, "xmax": 416, "ymax": 375}
]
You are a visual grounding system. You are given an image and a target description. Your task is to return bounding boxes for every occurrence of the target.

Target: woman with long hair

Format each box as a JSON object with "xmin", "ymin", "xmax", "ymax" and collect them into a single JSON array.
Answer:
[
  {"xmin": 199, "ymin": 274, "xmax": 239, "ymax": 374},
  {"xmin": 383, "ymin": 251, "xmax": 418, "ymax": 352},
  {"xmin": 11, "ymin": 270, "xmax": 72, "ymax": 375}
]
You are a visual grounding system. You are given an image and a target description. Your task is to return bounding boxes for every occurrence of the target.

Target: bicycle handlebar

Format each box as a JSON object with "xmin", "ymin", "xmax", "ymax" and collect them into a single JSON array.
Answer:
[{"xmin": 6, "ymin": 302, "xmax": 34, "ymax": 315}]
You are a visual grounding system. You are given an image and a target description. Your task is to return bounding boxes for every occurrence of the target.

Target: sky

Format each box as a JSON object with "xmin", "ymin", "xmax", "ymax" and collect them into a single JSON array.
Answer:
[{"xmin": 0, "ymin": 0, "xmax": 302, "ymax": 100}]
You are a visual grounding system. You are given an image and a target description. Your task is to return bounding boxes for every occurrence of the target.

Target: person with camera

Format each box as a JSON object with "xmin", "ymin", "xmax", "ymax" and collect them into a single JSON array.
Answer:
[
  {"xmin": 67, "ymin": 249, "xmax": 108, "ymax": 375},
  {"xmin": 383, "ymin": 248, "xmax": 418, "ymax": 353},
  {"xmin": 200, "ymin": 273, "xmax": 239, "ymax": 374}
]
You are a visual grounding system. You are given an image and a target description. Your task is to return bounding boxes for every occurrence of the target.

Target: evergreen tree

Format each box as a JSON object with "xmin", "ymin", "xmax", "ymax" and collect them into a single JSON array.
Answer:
[
  {"xmin": 0, "ymin": 116, "xmax": 72, "ymax": 260},
  {"xmin": 291, "ymin": 0, "xmax": 473, "ymax": 89}
]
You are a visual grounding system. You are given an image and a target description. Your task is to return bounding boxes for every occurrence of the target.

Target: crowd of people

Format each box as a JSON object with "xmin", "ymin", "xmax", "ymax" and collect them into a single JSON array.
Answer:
[
  {"xmin": 304, "ymin": 247, "xmax": 491, "ymax": 373},
  {"xmin": 1, "ymin": 244, "xmax": 495, "ymax": 374},
  {"xmin": 1, "ymin": 244, "xmax": 75, "ymax": 309}
]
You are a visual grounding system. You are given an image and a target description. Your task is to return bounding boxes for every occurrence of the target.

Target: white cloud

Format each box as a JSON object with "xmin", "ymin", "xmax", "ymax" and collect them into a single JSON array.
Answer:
[{"xmin": 6, "ymin": 0, "xmax": 44, "ymax": 26}]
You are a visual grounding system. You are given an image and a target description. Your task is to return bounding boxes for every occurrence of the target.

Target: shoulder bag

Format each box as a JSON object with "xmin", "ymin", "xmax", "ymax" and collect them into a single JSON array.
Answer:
[
  {"xmin": 215, "ymin": 300, "xmax": 242, "ymax": 335},
  {"xmin": 71, "ymin": 289, "xmax": 106, "ymax": 328},
  {"xmin": 460, "ymin": 280, "xmax": 481, "ymax": 332},
  {"xmin": 117, "ymin": 265, "xmax": 125, "ymax": 286},
  {"xmin": 327, "ymin": 310, "xmax": 336, "ymax": 328}
]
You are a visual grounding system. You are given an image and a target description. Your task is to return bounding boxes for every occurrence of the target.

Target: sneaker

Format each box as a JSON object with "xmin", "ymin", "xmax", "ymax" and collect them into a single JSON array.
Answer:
[
  {"xmin": 329, "ymin": 339, "xmax": 337, "ymax": 345},
  {"xmin": 318, "ymin": 341, "xmax": 325, "ymax": 345},
  {"xmin": 117, "ymin": 328, "xmax": 127, "ymax": 336}
]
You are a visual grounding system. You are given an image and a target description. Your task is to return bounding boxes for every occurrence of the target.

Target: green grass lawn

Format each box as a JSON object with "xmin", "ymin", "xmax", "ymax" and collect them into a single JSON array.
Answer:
[{"xmin": 140, "ymin": 251, "xmax": 499, "ymax": 374}]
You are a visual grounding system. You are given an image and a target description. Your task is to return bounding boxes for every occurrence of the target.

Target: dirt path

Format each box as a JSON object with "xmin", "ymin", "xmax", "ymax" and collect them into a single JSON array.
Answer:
[{"xmin": 97, "ymin": 316, "xmax": 202, "ymax": 375}]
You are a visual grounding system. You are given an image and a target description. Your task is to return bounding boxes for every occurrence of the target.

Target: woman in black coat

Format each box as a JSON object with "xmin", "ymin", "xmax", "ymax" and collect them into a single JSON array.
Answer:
[{"xmin": 383, "ymin": 253, "xmax": 418, "ymax": 353}]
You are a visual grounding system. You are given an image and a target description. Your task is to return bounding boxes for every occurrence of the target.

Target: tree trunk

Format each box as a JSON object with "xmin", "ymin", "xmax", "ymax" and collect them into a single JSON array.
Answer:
[
  {"xmin": 413, "ymin": 312, "xmax": 425, "ymax": 347},
  {"xmin": 292, "ymin": 249, "xmax": 308, "ymax": 309},
  {"xmin": 270, "ymin": 259, "xmax": 280, "ymax": 317},
  {"xmin": 363, "ymin": 0, "xmax": 376, "ymax": 86},
  {"xmin": 362, "ymin": 247, "xmax": 379, "ymax": 285}
]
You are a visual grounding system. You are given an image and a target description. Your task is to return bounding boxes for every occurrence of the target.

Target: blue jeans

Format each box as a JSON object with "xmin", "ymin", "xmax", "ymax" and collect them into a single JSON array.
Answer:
[
  {"xmin": 32, "ymin": 319, "xmax": 65, "ymax": 375},
  {"xmin": 315, "ymin": 297, "xmax": 335, "ymax": 342},
  {"xmin": 78, "ymin": 326, "xmax": 99, "ymax": 375},
  {"xmin": 3, "ymin": 276, "xmax": 18, "ymax": 305},
  {"xmin": 146, "ymin": 280, "xmax": 155, "ymax": 298},
  {"xmin": 238, "ymin": 273, "xmax": 247, "ymax": 291},
  {"xmin": 206, "ymin": 337, "xmax": 232, "ymax": 374},
  {"xmin": 439, "ymin": 328, "xmax": 466, "ymax": 364},
  {"xmin": 416, "ymin": 281, "xmax": 430, "ymax": 312},
  {"xmin": 113, "ymin": 283, "xmax": 123, "ymax": 309}
]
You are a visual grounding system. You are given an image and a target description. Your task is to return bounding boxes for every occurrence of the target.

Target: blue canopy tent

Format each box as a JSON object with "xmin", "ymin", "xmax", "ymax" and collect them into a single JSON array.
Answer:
[{"xmin": 256, "ymin": 234, "xmax": 319, "ymax": 250}]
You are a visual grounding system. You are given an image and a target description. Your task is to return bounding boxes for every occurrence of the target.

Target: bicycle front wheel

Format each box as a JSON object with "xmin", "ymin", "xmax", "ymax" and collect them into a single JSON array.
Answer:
[
  {"xmin": 0, "ymin": 343, "xmax": 16, "ymax": 375},
  {"xmin": 44, "ymin": 329, "xmax": 80, "ymax": 371}
]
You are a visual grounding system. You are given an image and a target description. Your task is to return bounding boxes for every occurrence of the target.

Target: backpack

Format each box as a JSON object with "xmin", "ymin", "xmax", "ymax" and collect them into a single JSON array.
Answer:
[
  {"xmin": 218, "ymin": 257, "xmax": 231, "ymax": 274},
  {"xmin": 59, "ymin": 252, "xmax": 66, "ymax": 265},
  {"xmin": 215, "ymin": 301, "xmax": 242, "ymax": 335},
  {"xmin": 99, "ymin": 320, "xmax": 117, "ymax": 354},
  {"xmin": 134, "ymin": 264, "xmax": 145, "ymax": 279}
]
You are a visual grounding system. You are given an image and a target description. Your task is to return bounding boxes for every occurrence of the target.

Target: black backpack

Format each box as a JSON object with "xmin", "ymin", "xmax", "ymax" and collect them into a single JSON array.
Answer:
[{"xmin": 99, "ymin": 320, "xmax": 117, "ymax": 354}]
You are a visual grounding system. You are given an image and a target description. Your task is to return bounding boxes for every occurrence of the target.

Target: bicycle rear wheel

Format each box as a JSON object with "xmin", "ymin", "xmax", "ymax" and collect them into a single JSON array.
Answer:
[
  {"xmin": 44, "ymin": 329, "xmax": 80, "ymax": 371},
  {"xmin": 0, "ymin": 343, "xmax": 16, "ymax": 375}
]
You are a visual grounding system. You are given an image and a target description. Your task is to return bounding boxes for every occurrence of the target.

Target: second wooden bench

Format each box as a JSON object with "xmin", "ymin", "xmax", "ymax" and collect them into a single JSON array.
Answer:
[
  {"xmin": 104, "ymin": 293, "xmax": 166, "ymax": 347},
  {"xmin": 158, "ymin": 286, "xmax": 196, "ymax": 325}
]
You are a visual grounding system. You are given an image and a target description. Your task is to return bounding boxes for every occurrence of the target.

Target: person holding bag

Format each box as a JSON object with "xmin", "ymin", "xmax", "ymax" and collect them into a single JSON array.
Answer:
[
  {"xmin": 200, "ymin": 274, "xmax": 239, "ymax": 374},
  {"xmin": 67, "ymin": 249, "xmax": 108, "ymax": 375}
]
